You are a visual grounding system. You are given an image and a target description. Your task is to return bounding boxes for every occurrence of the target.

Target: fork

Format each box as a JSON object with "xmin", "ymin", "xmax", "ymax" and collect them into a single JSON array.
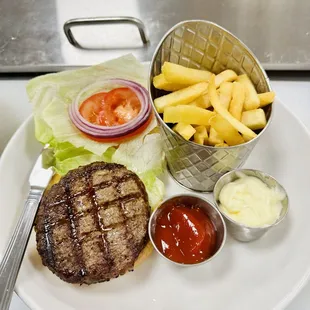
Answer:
[{"xmin": 0, "ymin": 154, "xmax": 53, "ymax": 310}]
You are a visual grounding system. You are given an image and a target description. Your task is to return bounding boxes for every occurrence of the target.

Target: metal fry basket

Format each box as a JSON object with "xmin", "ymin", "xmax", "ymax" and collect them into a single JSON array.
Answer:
[{"xmin": 148, "ymin": 20, "xmax": 272, "ymax": 192}]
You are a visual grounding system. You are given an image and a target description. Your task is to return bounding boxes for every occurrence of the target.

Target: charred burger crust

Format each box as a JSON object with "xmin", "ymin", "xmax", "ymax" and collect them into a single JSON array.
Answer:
[{"xmin": 35, "ymin": 162, "xmax": 151, "ymax": 284}]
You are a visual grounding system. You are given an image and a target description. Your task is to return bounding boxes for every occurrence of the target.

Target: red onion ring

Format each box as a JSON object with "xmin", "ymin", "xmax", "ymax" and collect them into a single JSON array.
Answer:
[{"xmin": 68, "ymin": 79, "xmax": 152, "ymax": 138}]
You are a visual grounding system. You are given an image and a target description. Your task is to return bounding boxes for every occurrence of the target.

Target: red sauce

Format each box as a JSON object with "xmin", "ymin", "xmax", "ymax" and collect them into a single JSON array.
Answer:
[{"xmin": 154, "ymin": 204, "xmax": 217, "ymax": 264}]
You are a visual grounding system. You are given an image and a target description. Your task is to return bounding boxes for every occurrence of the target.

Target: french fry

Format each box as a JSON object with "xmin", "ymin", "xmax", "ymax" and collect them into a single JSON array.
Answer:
[
  {"xmin": 229, "ymin": 82, "xmax": 245, "ymax": 121},
  {"xmin": 218, "ymin": 82, "xmax": 233, "ymax": 109},
  {"xmin": 162, "ymin": 62, "xmax": 212, "ymax": 85},
  {"xmin": 242, "ymin": 135, "xmax": 253, "ymax": 142},
  {"xmin": 209, "ymin": 114, "xmax": 245, "ymax": 146},
  {"xmin": 154, "ymin": 82, "xmax": 208, "ymax": 113},
  {"xmin": 208, "ymin": 75, "xmax": 257, "ymax": 139},
  {"xmin": 208, "ymin": 127, "xmax": 224, "ymax": 146},
  {"xmin": 194, "ymin": 124, "xmax": 210, "ymax": 133},
  {"xmin": 188, "ymin": 93, "xmax": 211, "ymax": 109},
  {"xmin": 152, "ymin": 65, "xmax": 272, "ymax": 148},
  {"xmin": 188, "ymin": 101, "xmax": 200, "ymax": 107},
  {"xmin": 164, "ymin": 105, "xmax": 215, "ymax": 125},
  {"xmin": 153, "ymin": 73, "xmax": 187, "ymax": 91},
  {"xmin": 236, "ymin": 74, "xmax": 260, "ymax": 110},
  {"xmin": 215, "ymin": 70, "xmax": 238, "ymax": 88},
  {"xmin": 173, "ymin": 123, "xmax": 196, "ymax": 140},
  {"xmin": 241, "ymin": 109, "xmax": 267, "ymax": 130},
  {"xmin": 194, "ymin": 125, "xmax": 208, "ymax": 145},
  {"xmin": 258, "ymin": 91, "xmax": 275, "ymax": 107}
]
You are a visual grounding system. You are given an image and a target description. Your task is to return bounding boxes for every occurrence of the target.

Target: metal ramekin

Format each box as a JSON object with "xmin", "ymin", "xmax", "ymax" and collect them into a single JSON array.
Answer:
[
  {"xmin": 148, "ymin": 20, "xmax": 273, "ymax": 192},
  {"xmin": 148, "ymin": 194, "xmax": 226, "ymax": 266},
  {"xmin": 213, "ymin": 169, "xmax": 289, "ymax": 242}
]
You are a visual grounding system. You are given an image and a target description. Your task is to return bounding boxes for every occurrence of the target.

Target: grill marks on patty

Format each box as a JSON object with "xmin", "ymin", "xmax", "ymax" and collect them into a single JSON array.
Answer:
[{"xmin": 35, "ymin": 162, "xmax": 150, "ymax": 284}]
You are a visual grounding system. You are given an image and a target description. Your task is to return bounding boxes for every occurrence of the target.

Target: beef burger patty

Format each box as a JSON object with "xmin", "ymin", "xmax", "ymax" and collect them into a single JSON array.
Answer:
[{"xmin": 35, "ymin": 162, "xmax": 150, "ymax": 284}]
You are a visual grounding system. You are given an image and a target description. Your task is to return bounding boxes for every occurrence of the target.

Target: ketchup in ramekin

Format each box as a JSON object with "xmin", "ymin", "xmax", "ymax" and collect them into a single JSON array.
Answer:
[{"xmin": 149, "ymin": 195, "xmax": 226, "ymax": 266}]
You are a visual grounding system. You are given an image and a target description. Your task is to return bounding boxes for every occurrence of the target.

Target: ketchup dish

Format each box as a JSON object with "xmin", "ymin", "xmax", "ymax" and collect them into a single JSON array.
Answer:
[{"xmin": 149, "ymin": 195, "xmax": 226, "ymax": 266}]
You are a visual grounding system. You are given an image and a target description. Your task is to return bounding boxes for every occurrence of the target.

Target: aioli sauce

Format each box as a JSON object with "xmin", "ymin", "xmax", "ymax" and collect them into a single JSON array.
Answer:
[
  {"xmin": 154, "ymin": 204, "xmax": 217, "ymax": 264},
  {"xmin": 219, "ymin": 176, "xmax": 285, "ymax": 227}
]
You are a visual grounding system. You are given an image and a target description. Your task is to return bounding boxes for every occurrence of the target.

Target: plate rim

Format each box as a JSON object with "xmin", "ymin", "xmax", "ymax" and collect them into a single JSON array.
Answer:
[{"xmin": 1, "ymin": 100, "xmax": 310, "ymax": 310}]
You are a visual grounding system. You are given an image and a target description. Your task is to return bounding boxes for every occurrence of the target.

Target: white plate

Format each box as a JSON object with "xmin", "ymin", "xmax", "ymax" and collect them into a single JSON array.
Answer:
[{"xmin": 1, "ymin": 99, "xmax": 310, "ymax": 310}]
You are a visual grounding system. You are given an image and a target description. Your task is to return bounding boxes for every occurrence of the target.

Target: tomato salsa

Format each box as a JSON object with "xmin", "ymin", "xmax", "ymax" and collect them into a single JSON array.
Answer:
[{"xmin": 153, "ymin": 203, "xmax": 217, "ymax": 264}]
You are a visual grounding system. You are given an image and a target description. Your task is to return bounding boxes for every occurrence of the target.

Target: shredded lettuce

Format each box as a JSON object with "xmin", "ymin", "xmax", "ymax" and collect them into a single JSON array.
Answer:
[{"xmin": 27, "ymin": 54, "xmax": 165, "ymax": 208}]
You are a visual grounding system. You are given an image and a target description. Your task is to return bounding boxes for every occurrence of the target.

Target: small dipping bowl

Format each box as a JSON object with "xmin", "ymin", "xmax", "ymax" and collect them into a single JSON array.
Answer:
[
  {"xmin": 213, "ymin": 169, "xmax": 289, "ymax": 242},
  {"xmin": 148, "ymin": 194, "xmax": 226, "ymax": 266}
]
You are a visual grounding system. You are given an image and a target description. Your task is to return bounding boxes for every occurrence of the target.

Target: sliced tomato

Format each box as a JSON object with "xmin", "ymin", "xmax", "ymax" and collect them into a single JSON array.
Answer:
[
  {"xmin": 79, "ymin": 88, "xmax": 141, "ymax": 127},
  {"xmin": 98, "ymin": 88, "xmax": 141, "ymax": 126},
  {"xmin": 79, "ymin": 92, "xmax": 107, "ymax": 125}
]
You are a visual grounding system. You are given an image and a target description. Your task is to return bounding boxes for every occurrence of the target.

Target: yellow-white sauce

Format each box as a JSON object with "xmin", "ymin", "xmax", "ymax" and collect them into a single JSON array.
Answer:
[{"xmin": 219, "ymin": 175, "xmax": 285, "ymax": 227}]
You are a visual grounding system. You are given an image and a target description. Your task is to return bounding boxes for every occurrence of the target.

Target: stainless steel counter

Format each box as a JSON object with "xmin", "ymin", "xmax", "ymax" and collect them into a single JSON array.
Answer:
[{"xmin": 1, "ymin": 0, "xmax": 310, "ymax": 72}]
